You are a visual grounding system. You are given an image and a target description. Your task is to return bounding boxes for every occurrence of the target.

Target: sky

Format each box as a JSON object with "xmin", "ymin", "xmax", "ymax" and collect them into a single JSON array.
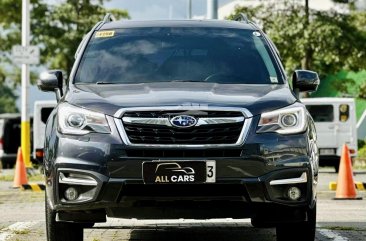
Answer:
[
  {"xmin": 104, "ymin": 0, "xmax": 366, "ymax": 20},
  {"xmin": 105, "ymin": 0, "xmax": 233, "ymax": 20}
]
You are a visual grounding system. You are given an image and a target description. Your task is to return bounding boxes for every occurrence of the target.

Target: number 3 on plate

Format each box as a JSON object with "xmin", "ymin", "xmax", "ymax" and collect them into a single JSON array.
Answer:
[{"xmin": 206, "ymin": 161, "xmax": 216, "ymax": 183}]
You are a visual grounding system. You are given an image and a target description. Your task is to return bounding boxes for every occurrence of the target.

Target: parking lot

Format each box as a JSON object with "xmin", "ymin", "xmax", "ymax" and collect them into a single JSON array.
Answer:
[{"xmin": 0, "ymin": 168, "xmax": 365, "ymax": 241}]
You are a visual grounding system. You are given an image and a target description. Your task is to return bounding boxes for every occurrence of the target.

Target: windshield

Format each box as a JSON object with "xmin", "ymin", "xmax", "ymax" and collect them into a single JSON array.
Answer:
[{"xmin": 74, "ymin": 27, "xmax": 283, "ymax": 84}]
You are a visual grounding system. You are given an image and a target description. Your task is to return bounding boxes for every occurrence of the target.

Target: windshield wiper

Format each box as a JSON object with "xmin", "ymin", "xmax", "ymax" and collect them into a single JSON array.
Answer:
[
  {"xmin": 171, "ymin": 80, "xmax": 202, "ymax": 82},
  {"xmin": 95, "ymin": 80, "xmax": 203, "ymax": 84},
  {"xmin": 96, "ymin": 81, "xmax": 118, "ymax": 85}
]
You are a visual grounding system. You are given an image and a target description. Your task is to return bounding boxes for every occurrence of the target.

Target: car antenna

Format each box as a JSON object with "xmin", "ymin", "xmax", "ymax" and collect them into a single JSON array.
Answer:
[{"xmin": 233, "ymin": 13, "xmax": 249, "ymax": 24}]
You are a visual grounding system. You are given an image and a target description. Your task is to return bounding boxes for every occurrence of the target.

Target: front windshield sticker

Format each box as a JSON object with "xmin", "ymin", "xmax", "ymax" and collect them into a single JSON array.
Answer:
[
  {"xmin": 253, "ymin": 31, "xmax": 261, "ymax": 37},
  {"xmin": 270, "ymin": 77, "xmax": 278, "ymax": 83},
  {"xmin": 95, "ymin": 31, "xmax": 115, "ymax": 38}
]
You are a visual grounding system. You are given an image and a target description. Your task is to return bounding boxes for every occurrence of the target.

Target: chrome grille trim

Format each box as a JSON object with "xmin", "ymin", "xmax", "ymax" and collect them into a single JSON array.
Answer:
[
  {"xmin": 114, "ymin": 106, "xmax": 253, "ymax": 118},
  {"xmin": 113, "ymin": 106, "xmax": 253, "ymax": 148},
  {"xmin": 196, "ymin": 117, "xmax": 245, "ymax": 126},
  {"xmin": 122, "ymin": 116, "xmax": 245, "ymax": 127},
  {"xmin": 122, "ymin": 117, "xmax": 171, "ymax": 126}
]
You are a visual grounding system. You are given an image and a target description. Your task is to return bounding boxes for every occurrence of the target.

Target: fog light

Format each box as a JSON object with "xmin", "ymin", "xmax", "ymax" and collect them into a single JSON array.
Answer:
[
  {"xmin": 287, "ymin": 186, "xmax": 301, "ymax": 200},
  {"xmin": 64, "ymin": 187, "xmax": 79, "ymax": 201}
]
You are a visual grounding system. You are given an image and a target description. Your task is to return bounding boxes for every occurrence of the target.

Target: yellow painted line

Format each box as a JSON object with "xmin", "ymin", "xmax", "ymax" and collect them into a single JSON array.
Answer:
[
  {"xmin": 329, "ymin": 182, "xmax": 337, "ymax": 191},
  {"xmin": 21, "ymin": 183, "xmax": 45, "ymax": 192},
  {"xmin": 355, "ymin": 182, "xmax": 365, "ymax": 191},
  {"xmin": 30, "ymin": 183, "xmax": 42, "ymax": 192}
]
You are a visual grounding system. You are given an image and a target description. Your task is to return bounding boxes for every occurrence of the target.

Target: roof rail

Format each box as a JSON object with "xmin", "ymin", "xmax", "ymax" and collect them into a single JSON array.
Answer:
[
  {"xmin": 233, "ymin": 13, "xmax": 249, "ymax": 24},
  {"xmin": 103, "ymin": 13, "xmax": 115, "ymax": 23}
]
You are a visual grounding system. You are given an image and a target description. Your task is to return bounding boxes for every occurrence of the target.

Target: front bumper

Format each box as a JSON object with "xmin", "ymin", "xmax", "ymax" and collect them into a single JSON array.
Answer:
[{"xmin": 48, "ymin": 162, "xmax": 314, "ymax": 220}]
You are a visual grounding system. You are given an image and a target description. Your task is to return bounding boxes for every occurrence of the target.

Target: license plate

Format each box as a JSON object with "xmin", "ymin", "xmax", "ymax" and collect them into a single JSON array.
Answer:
[
  {"xmin": 143, "ymin": 160, "xmax": 216, "ymax": 184},
  {"xmin": 319, "ymin": 148, "xmax": 336, "ymax": 155}
]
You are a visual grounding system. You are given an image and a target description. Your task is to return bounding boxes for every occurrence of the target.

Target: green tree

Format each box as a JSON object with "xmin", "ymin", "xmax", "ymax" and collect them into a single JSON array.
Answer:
[
  {"xmin": 227, "ymin": 1, "xmax": 366, "ymax": 77},
  {"xmin": 0, "ymin": 85, "xmax": 18, "ymax": 113},
  {"xmin": 33, "ymin": 0, "xmax": 130, "ymax": 74},
  {"xmin": 0, "ymin": 0, "xmax": 129, "ymax": 113},
  {"xmin": 0, "ymin": 0, "xmax": 24, "ymax": 113}
]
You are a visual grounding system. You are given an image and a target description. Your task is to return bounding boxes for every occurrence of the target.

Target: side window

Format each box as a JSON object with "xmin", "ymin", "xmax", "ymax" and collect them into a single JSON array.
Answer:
[
  {"xmin": 306, "ymin": 105, "xmax": 334, "ymax": 122},
  {"xmin": 265, "ymin": 34, "xmax": 281, "ymax": 58},
  {"xmin": 264, "ymin": 33, "xmax": 287, "ymax": 83},
  {"xmin": 253, "ymin": 36, "xmax": 278, "ymax": 83},
  {"xmin": 74, "ymin": 33, "xmax": 90, "ymax": 59},
  {"xmin": 339, "ymin": 104, "xmax": 349, "ymax": 122}
]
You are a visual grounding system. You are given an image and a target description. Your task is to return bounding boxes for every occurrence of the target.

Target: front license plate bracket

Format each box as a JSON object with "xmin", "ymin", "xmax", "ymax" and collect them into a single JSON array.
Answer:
[{"xmin": 142, "ymin": 160, "xmax": 216, "ymax": 184}]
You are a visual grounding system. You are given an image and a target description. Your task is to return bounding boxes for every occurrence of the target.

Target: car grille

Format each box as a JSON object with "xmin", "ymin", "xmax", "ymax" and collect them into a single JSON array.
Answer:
[
  {"xmin": 124, "ymin": 123, "xmax": 243, "ymax": 144},
  {"xmin": 119, "ymin": 110, "xmax": 245, "ymax": 145},
  {"xmin": 123, "ymin": 111, "xmax": 243, "ymax": 118}
]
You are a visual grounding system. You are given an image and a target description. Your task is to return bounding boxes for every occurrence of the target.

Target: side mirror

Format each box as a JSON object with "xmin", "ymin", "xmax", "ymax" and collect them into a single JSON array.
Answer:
[
  {"xmin": 292, "ymin": 70, "xmax": 319, "ymax": 93},
  {"xmin": 38, "ymin": 70, "xmax": 64, "ymax": 100}
]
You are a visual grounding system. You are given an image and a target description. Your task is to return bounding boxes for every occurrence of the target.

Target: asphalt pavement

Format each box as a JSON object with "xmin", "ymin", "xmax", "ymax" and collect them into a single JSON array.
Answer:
[{"xmin": 0, "ymin": 168, "xmax": 365, "ymax": 241}]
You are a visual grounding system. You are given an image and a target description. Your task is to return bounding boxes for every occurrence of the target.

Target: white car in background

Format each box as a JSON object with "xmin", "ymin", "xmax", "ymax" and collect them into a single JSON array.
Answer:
[
  {"xmin": 33, "ymin": 100, "xmax": 57, "ymax": 162},
  {"xmin": 302, "ymin": 98, "xmax": 357, "ymax": 172}
]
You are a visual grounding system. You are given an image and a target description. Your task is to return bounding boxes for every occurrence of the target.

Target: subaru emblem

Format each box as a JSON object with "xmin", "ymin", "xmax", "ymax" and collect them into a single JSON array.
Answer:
[{"xmin": 170, "ymin": 115, "xmax": 197, "ymax": 128}]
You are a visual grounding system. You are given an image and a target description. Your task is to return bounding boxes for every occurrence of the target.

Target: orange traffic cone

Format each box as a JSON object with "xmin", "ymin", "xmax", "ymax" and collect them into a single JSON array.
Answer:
[
  {"xmin": 13, "ymin": 147, "xmax": 28, "ymax": 188},
  {"xmin": 334, "ymin": 144, "xmax": 362, "ymax": 200}
]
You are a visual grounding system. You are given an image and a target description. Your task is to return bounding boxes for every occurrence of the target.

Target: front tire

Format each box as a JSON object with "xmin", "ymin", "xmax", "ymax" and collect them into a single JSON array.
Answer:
[
  {"xmin": 276, "ymin": 203, "xmax": 316, "ymax": 241},
  {"xmin": 45, "ymin": 193, "xmax": 84, "ymax": 241}
]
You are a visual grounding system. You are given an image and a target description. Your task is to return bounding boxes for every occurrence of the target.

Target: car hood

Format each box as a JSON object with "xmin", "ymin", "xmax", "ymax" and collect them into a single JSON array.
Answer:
[{"xmin": 65, "ymin": 82, "xmax": 297, "ymax": 117}]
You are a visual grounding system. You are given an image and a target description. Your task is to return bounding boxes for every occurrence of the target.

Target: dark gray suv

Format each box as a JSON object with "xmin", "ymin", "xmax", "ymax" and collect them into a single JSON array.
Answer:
[{"xmin": 38, "ymin": 14, "xmax": 319, "ymax": 241}]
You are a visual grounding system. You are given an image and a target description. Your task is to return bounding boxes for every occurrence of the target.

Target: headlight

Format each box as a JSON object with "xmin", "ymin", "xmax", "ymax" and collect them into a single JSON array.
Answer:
[
  {"xmin": 257, "ymin": 104, "xmax": 306, "ymax": 134},
  {"xmin": 58, "ymin": 103, "xmax": 110, "ymax": 135}
]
